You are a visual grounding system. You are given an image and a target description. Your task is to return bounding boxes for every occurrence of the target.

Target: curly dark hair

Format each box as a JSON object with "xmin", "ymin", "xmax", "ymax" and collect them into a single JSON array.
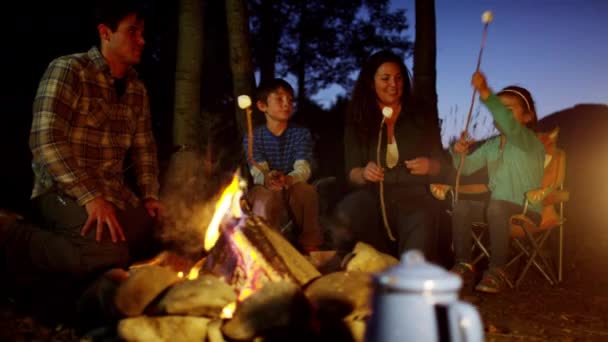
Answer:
[{"xmin": 346, "ymin": 50, "xmax": 412, "ymax": 145}]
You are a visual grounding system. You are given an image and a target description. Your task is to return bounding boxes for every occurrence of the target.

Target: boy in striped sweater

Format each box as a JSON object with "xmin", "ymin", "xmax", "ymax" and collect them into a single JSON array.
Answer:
[{"xmin": 243, "ymin": 79, "xmax": 323, "ymax": 253}]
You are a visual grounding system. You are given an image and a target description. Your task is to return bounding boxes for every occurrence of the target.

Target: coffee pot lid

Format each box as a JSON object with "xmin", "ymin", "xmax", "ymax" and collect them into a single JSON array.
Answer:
[{"xmin": 375, "ymin": 250, "xmax": 462, "ymax": 292}]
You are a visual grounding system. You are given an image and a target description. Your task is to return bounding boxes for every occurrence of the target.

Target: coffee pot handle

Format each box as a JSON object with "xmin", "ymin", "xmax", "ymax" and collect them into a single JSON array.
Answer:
[{"xmin": 447, "ymin": 301, "xmax": 484, "ymax": 342}]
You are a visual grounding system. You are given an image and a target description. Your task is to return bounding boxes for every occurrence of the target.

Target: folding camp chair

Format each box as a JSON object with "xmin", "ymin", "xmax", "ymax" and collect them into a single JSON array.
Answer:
[{"xmin": 431, "ymin": 127, "xmax": 568, "ymax": 287}]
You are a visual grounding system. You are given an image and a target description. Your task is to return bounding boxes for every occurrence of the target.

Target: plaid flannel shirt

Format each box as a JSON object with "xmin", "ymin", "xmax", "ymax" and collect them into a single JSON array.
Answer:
[{"xmin": 30, "ymin": 46, "xmax": 159, "ymax": 210}]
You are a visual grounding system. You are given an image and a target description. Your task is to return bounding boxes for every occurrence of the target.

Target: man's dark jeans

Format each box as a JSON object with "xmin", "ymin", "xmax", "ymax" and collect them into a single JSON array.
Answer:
[{"xmin": 4, "ymin": 192, "xmax": 160, "ymax": 286}]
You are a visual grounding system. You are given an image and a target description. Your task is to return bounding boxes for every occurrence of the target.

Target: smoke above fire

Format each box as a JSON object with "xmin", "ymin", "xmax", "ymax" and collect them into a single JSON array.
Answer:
[{"xmin": 159, "ymin": 149, "xmax": 235, "ymax": 258}]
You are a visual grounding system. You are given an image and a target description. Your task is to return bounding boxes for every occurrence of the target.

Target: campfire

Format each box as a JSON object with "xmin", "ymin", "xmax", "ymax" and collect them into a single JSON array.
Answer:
[{"xmin": 86, "ymin": 173, "xmax": 399, "ymax": 342}]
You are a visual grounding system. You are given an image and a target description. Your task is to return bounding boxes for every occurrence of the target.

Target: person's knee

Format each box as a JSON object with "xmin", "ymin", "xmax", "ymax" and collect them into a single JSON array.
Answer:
[
  {"xmin": 452, "ymin": 200, "xmax": 472, "ymax": 218},
  {"xmin": 80, "ymin": 241, "xmax": 130, "ymax": 275},
  {"xmin": 289, "ymin": 182, "xmax": 318, "ymax": 203},
  {"xmin": 486, "ymin": 200, "xmax": 510, "ymax": 221},
  {"xmin": 249, "ymin": 186, "xmax": 275, "ymax": 203},
  {"xmin": 409, "ymin": 209, "xmax": 435, "ymax": 228},
  {"xmin": 249, "ymin": 187, "xmax": 281, "ymax": 211}
]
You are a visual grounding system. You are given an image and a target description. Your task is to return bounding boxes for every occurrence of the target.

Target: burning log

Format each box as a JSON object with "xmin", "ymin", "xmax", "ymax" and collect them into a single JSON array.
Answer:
[
  {"xmin": 202, "ymin": 215, "xmax": 321, "ymax": 301},
  {"xmin": 198, "ymin": 174, "xmax": 320, "ymax": 302}
]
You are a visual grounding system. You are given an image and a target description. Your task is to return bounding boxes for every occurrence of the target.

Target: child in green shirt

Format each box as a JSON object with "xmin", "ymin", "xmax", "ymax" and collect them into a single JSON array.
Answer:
[{"xmin": 450, "ymin": 71, "xmax": 544, "ymax": 293}]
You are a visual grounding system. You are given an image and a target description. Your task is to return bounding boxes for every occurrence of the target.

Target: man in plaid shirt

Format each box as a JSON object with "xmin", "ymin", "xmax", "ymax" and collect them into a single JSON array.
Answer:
[{"xmin": 3, "ymin": 0, "xmax": 163, "ymax": 282}]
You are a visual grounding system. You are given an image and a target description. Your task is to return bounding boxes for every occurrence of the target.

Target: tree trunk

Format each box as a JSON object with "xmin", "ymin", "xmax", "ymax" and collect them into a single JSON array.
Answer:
[
  {"xmin": 258, "ymin": 0, "xmax": 278, "ymax": 84},
  {"xmin": 413, "ymin": 0, "xmax": 441, "ymax": 147},
  {"xmin": 173, "ymin": 0, "xmax": 203, "ymax": 148},
  {"xmin": 226, "ymin": 0, "xmax": 256, "ymax": 138}
]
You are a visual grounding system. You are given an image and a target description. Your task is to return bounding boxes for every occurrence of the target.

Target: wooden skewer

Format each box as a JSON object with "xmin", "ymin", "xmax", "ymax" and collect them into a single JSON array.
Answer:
[
  {"xmin": 239, "ymin": 95, "xmax": 265, "ymax": 174},
  {"xmin": 378, "ymin": 107, "xmax": 396, "ymax": 241},
  {"xmin": 455, "ymin": 16, "xmax": 492, "ymax": 202}
]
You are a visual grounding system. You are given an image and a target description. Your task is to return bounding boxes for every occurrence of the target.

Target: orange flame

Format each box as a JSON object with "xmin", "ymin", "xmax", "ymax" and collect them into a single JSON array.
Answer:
[{"xmin": 204, "ymin": 174, "xmax": 243, "ymax": 252}]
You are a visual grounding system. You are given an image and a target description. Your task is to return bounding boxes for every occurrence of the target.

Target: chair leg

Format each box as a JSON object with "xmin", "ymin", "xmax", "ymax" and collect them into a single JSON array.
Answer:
[
  {"xmin": 505, "ymin": 245, "xmax": 524, "ymax": 268},
  {"xmin": 470, "ymin": 228, "xmax": 514, "ymax": 288},
  {"xmin": 536, "ymin": 231, "xmax": 558, "ymax": 282},
  {"xmin": 558, "ymin": 220, "xmax": 564, "ymax": 283},
  {"xmin": 471, "ymin": 230, "xmax": 490, "ymax": 265},
  {"xmin": 513, "ymin": 237, "xmax": 553, "ymax": 286},
  {"xmin": 515, "ymin": 229, "xmax": 557, "ymax": 287}
]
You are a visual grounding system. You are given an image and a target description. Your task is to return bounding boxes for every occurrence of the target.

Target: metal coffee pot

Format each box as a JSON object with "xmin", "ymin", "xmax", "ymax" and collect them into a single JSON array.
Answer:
[{"xmin": 366, "ymin": 250, "xmax": 483, "ymax": 342}]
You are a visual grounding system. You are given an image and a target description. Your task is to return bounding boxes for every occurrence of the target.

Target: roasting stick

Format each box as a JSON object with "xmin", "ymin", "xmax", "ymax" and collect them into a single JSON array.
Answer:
[
  {"xmin": 238, "ymin": 95, "xmax": 266, "ymax": 174},
  {"xmin": 455, "ymin": 10, "xmax": 494, "ymax": 202},
  {"xmin": 377, "ymin": 106, "xmax": 396, "ymax": 241}
]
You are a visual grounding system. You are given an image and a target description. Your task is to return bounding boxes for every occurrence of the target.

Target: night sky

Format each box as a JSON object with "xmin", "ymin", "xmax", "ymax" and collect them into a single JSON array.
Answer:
[{"xmin": 316, "ymin": 0, "xmax": 608, "ymax": 145}]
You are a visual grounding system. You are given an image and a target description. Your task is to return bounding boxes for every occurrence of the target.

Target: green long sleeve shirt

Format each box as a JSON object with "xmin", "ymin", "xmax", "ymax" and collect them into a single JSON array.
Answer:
[{"xmin": 451, "ymin": 93, "xmax": 544, "ymax": 212}]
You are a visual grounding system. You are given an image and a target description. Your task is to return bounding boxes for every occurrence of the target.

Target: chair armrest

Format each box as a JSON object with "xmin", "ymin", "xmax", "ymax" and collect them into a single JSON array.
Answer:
[
  {"xmin": 430, "ymin": 184, "xmax": 452, "ymax": 200},
  {"xmin": 429, "ymin": 183, "xmax": 489, "ymax": 201},
  {"xmin": 526, "ymin": 188, "xmax": 569, "ymax": 205},
  {"xmin": 542, "ymin": 189, "xmax": 569, "ymax": 206},
  {"xmin": 312, "ymin": 176, "xmax": 336, "ymax": 189}
]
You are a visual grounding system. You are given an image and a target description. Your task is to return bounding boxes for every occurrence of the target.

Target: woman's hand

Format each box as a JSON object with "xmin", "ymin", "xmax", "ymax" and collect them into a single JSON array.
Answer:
[
  {"xmin": 363, "ymin": 161, "xmax": 384, "ymax": 183},
  {"xmin": 453, "ymin": 132, "xmax": 474, "ymax": 155},
  {"xmin": 405, "ymin": 157, "xmax": 440, "ymax": 176}
]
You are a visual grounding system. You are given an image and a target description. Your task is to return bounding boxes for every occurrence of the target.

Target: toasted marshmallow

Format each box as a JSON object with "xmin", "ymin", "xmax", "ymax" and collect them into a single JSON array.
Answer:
[
  {"xmin": 482, "ymin": 10, "xmax": 494, "ymax": 24},
  {"xmin": 237, "ymin": 95, "xmax": 252, "ymax": 109}
]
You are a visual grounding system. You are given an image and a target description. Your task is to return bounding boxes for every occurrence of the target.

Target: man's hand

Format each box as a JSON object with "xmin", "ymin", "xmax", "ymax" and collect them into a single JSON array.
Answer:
[
  {"xmin": 144, "ymin": 198, "xmax": 164, "ymax": 218},
  {"xmin": 82, "ymin": 196, "xmax": 125, "ymax": 242},
  {"xmin": 405, "ymin": 157, "xmax": 440, "ymax": 176}
]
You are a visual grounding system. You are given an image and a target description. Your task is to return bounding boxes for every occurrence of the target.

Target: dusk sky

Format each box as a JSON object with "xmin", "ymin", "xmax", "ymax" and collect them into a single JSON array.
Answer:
[{"xmin": 315, "ymin": 0, "xmax": 608, "ymax": 145}]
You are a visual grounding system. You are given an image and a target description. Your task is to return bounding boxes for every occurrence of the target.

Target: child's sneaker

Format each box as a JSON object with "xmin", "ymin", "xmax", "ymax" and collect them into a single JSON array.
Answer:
[
  {"xmin": 449, "ymin": 261, "xmax": 475, "ymax": 287},
  {"xmin": 450, "ymin": 261, "xmax": 474, "ymax": 277},
  {"xmin": 475, "ymin": 267, "xmax": 507, "ymax": 293}
]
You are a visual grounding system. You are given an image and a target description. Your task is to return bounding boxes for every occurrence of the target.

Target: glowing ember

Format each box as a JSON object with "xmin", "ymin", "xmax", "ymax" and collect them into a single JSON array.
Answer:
[
  {"xmin": 221, "ymin": 301, "xmax": 237, "ymax": 319},
  {"xmin": 186, "ymin": 265, "xmax": 200, "ymax": 280}
]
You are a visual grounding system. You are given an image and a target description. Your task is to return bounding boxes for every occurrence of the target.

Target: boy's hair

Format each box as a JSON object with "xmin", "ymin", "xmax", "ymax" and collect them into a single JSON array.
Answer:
[
  {"xmin": 255, "ymin": 78, "xmax": 295, "ymax": 104},
  {"xmin": 498, "ymin": 85, "xmax": 537, "ymax": 130},
  {"xmin": 95, "ymin": 0, "xmax": 146, "ymax": 31}
]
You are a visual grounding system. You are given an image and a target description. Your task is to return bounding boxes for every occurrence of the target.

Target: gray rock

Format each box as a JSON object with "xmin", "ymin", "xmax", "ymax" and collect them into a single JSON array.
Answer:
[
  {"xmin": 343, "ymin": 242, "xmax": 399, "ymax": 273},
  {"xmin": 221, "ymin": 281, "xmax": 310, "ymax": 340},
  {"xmin": 118, "ymin": 315, "xmax": 210, "ymax": 342},
  {"xmin": 114, "ymin": 265, "xmax": 181, "ymax": 317},
  {"xmin": 155, "ymin": 274, "xmax": 236, "ymax": 317}
]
